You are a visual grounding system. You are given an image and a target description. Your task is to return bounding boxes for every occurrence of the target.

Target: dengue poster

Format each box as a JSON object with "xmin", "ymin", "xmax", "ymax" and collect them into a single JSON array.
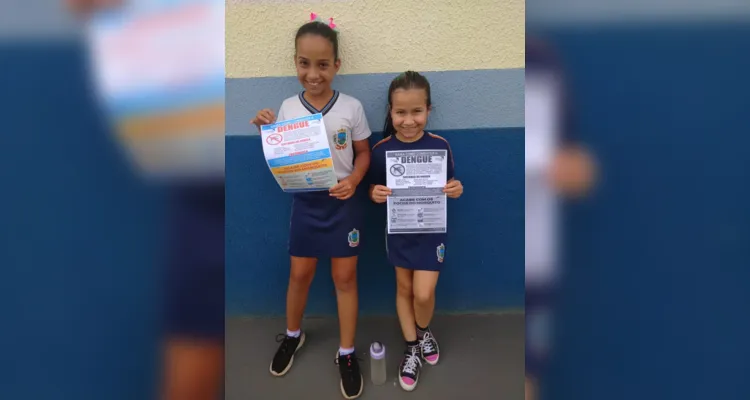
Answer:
[
  {"xmin": 260, "ymin": 113, "xmax": 338, "ymax": 192},
  {"xmin": 386, "ymin": 150, "xmax": 448, "ymax": 234}
]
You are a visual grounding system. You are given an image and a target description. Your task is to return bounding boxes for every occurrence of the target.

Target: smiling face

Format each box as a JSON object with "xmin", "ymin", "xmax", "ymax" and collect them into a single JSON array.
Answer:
[
  {"xmin": 294, "ymin": 34, "xmax": 340, "ymax": 98},
  {"xmin": 390, "ymin": 87, "xmax": 431, "ymax": 140}
]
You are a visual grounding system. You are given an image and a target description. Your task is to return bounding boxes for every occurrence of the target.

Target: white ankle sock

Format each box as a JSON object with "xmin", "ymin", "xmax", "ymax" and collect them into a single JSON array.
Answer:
[
  {"xmin": 339, "ymin": 347, "xmax": 355, "ymax": 356},
  {"xmin": 286, "ymin": 329, "xmax": 301, "ymax": 338}
]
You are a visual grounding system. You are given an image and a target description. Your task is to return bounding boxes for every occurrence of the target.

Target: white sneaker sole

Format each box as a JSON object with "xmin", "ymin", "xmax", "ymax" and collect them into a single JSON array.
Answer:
[
  {"xmin": 269, "ymin": 332, "xmax": 306, "ymax": 377},
  {"xmin": 340, "ymin": 375, "xmax": 364, "ymax": 399},
  {"xmin": 399, "ymin": 374, "xmax": 419, "ymax": 391},
  {"xmin": 423, "ymin": 352, "xmax": 440, "ymax": 366}
]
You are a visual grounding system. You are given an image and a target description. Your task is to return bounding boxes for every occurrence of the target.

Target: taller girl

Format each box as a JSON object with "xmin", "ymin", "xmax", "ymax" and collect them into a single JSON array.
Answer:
[{"xmin": 252, "ymin": 16, "xmax": 371, "ymax": 400}]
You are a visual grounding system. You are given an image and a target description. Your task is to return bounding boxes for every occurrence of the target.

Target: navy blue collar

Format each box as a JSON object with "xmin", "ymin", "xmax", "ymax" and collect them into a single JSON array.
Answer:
[{"xmin": 299, "ymin": 90, "xmax": 339, "ymax": 116}]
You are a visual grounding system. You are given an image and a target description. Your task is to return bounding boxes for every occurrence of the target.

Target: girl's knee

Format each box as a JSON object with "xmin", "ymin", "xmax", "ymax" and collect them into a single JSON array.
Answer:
[
  {"xmin": 289, "ymin": 267, "xmax": 315, "ymax": 287},
  {"xmin": 397, "ymin": 280, "xmax": 413, "ymax": 297},
  {"xmin": 332, "ymin": 267, "xmax": 357, "ymax": 291},
  {"xmin": 395, "ymin": 269, "xmax": 413, "ymax": 297},
  {"xmin": 413, "ymin": 287, "xmax": 434, "ymax": 305}
]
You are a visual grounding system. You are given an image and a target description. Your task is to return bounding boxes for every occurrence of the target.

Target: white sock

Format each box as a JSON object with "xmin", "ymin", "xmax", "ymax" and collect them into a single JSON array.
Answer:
[
  {"xmin": 286, "ymin": 329, "xmax": 301, "ymax": 338},
  {"xmin": 339, "ymin": 347, "xmax": 355, "ymax": 356}
]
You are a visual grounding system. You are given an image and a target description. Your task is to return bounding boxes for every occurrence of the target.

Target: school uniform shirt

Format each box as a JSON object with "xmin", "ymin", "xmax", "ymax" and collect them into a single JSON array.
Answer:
[
  {"xmin": 369, "ymin": 132, "xmax": 455, "ymax": 271},
  {"xmin": 277, "ymin": 91, "xmax": 372, "ymax": 258}
]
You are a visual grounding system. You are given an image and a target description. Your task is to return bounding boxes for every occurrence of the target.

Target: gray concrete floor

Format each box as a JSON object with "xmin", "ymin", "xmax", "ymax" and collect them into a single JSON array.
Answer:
[{"xmin": 226, "ymin": 313, "xmax": 524, "ymax": 399}]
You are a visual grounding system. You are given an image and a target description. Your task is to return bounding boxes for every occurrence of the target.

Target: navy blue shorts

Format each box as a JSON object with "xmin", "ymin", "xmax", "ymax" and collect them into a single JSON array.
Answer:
[
  {"xmin": 288, "ymin": 190, "xmax": 363, "ymax": 258},
  {"xmin": 387, "ymin": 233, "xmax": 447, "ymax": 271},
  {"xmin": 163, "ymin": 185, "xmax": 225, "ymax": 341},
  {"xmin": 525, "ymin": 282, "xmax": 554, "ymax": 378}
]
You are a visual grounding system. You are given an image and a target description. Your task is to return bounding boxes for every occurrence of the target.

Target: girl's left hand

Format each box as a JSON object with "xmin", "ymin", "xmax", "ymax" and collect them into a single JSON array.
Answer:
[
  {"xmin": 330, "ymin": 177, "xmax": 357, "ymax": 200},
  {"xmin": 443, "ymin": 179, "xmax": 463, "ymax": 198}
]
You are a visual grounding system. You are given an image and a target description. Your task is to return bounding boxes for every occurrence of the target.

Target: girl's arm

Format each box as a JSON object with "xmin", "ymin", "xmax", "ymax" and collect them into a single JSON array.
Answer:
[
  {"xmin": 348, "ymin": 140, "xmax": 371, "ymax": 186},
  {"xmin": 329, "ymin": 140, "xmax": 371, "ymax": 200},
  {"xmin": 366, "ymin": 144, "xmax": 390, "ymax": 203},
  {"xmin": 347, "ymin": 102, "xmax": 373, "ymax": 186},
  {"xmin": 443, "ymin": 141, "xmax": 462, "ymax": 198}
]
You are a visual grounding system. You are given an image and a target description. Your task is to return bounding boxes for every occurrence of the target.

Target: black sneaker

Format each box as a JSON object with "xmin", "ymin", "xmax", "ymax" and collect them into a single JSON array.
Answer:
[
  {"xmin": 269, "ymin": 332, "xmax": 305, "ymax": 376},
  {"xmin": 420, "ymin": 329, "xmax": 440, "ymax": 365},
  {"xmin": 335, "ymin": 351, "xmax": 363, "ymax": 399},
  {"xmin": 398, "ymin": 345, "xmax": 422, "ymax": 391}
]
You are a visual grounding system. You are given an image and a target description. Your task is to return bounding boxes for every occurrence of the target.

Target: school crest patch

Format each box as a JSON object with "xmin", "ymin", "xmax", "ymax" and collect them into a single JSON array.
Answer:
[
  {"xmin": 348, "ymin": 229, "xmax": 360, "ymax": 247},
  {"xmin": 333, "ymin": 128, "xmax": 348, "ymax": 150},
  {"xmin": 436, "ymin": 243, "xmax": 445, "ymax": 263}
]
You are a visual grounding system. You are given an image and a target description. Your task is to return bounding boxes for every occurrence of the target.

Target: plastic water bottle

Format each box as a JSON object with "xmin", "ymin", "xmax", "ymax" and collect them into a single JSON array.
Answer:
[{"xmin": 369, "ymin": 341, "xmax": 387, "ymax": 385}]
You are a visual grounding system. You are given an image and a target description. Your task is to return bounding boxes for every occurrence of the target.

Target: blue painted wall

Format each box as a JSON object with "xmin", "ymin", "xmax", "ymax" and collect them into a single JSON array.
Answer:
[
  {"xmin": 535, "ymin": 22, "xmax": 750, "ymax": 400},
  {"xmin": 2, "ymin": 42, "xmax": 163, "ymax": 399},
  {"xmin": 225, "ymin": 67, "xmax": 526, "ymax": 316},
  {"xmin": 225, "ymin": 128, "xmax": 525, "ymax": 316}
]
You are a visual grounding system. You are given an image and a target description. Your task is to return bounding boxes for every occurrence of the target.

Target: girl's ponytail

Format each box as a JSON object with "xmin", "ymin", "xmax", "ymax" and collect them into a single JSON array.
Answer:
[{"xmin": 383, "ymin": 108, "xmax": 396, "ymax": 138}]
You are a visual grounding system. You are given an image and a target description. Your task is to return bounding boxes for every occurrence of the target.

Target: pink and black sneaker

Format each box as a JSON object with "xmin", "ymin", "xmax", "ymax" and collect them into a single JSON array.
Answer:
[
  {"xmin": 419, "ymin": 329, "xmax": 440, "ymax": 365},
  {"xmin": 398, "ymin": 345, "xmax": 422, "ymax": 391}
]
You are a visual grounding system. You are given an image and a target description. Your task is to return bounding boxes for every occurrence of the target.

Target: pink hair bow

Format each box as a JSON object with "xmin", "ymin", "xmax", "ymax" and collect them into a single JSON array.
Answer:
[{"xmin": 310, "ymin": 12, "xmax": 338, "ymax": 31}]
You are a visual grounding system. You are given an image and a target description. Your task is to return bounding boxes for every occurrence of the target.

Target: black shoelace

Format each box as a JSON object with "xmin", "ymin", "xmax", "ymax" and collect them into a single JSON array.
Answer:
[
  {"xmin": 275, "ymin": 333, "xmax": 297, "ymax": 354},
  {"xmin": 334, "ymin": 353, "xmax": 362, "ymax": 378}
]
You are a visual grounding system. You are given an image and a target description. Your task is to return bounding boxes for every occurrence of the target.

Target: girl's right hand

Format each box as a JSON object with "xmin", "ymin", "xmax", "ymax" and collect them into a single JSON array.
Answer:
[
  {"xmin": 370, "ymin": 185, "xmax": 392, "ymax": 204},
  {"xmin": 250, "ymin": 109, "xmax": 276, "ymax": 131},
  {"xmin": 66, "ymin": 0, "xmax": 122, "ymax": 18}
]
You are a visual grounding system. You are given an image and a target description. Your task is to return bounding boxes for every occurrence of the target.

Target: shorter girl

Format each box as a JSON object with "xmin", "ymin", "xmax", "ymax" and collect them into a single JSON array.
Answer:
[{"xmin": 368, "ymin": 71, "xmax": 464, "ymax": 391}]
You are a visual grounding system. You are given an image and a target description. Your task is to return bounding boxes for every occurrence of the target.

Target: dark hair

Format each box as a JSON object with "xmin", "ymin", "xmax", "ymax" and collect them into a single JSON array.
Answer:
[
  {"xmin": 382, "ymin": 71, "xmax": 432, "ymax": 138},
  {"xmin": 295, "ymin": 21, "xmax": 339, "ymax": 61}
]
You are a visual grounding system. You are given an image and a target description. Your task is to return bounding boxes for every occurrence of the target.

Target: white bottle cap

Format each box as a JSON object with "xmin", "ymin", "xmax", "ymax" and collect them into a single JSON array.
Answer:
[{"xmin": 370, "ymin": 341, "xmax": 385, "ymax": 359}]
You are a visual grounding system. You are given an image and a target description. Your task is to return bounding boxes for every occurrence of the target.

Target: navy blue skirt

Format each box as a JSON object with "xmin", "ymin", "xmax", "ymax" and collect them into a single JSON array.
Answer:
[
  {"xmin": 525, "ymin": 282, "xmax": 555, "ymax": 378},
  {"xmin": 163, "ymin": 184, "xmax": 225, "ymax": 341},
  {"xmin": 288, "ymin": 190, "xmax": 363, "ymax": 258},
  {"xmin": 387, "ymin": 233, "xmax": 447, "ymax": 271}
]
